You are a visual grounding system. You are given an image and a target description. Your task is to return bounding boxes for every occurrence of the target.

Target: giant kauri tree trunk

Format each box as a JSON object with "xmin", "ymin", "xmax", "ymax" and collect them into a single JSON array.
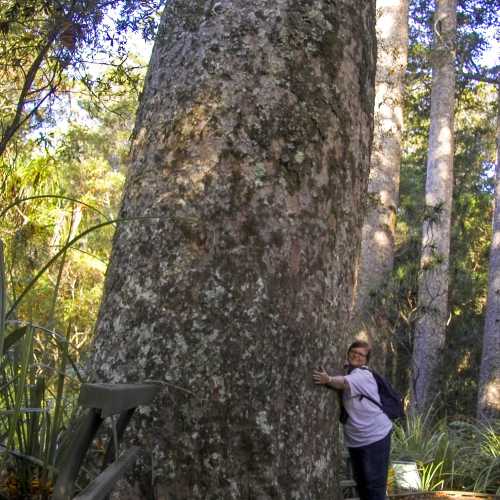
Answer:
[
  {"xmin": 477, "ymin": 88, "xmax": 500, "ymax": 422},
  {"xmin": 88, "ymin": 1, "xmax": 376, "ymax": 498},
  {"xmin": 411, "ymin": 0, "xmax": 457, "ymax": 415},
  {"xmin": 353, "ymin": 0, "xmax": 409, "ymax": 372}
]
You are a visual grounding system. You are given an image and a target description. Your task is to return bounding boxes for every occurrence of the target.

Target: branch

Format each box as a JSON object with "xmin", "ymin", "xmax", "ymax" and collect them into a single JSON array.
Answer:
[
  {"xmin": 0, "ymin": 29, "xmax": 59, "ymax": 157},
  {"xmin": 5, "ymin": 62, "xmax": 64, "ymax": 143},
  {"xmin": 460, "ymin": 72, "xmax": 500, "ymax": 86}
]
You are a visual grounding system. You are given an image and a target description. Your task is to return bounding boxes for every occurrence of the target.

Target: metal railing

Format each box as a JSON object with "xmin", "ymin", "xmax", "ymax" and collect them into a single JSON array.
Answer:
[{"xmin": 52, "ymin": 382, "xmax": 160, "ymax": 500}]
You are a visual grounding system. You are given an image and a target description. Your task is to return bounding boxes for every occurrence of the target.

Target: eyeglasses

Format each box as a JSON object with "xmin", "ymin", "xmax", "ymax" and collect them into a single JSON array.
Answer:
[{"xmin": 349, "ymin": 349, "xmax": 368, "ymax": 358}]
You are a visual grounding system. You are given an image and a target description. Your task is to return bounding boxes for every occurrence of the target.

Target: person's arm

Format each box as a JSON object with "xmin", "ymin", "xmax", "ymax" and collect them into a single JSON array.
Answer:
[{"xmin": 313, "ymin": 367, "xmax": 348, "ymax": 390}]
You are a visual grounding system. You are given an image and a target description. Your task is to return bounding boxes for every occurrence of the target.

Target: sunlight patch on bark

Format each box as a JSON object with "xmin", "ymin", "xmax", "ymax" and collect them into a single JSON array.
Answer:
[
  {"xmin": 481, "ymin": 379, "xmax": 500, "ymax": 411},
  {"xmin": 374, "ymin": 229, "xmax": 391, "ymax": 247},
  {"xmin": 355, "ymin": 328, "xmax": 370, "ymax": 344},
  {"xmin": 376, "ymin": 17, "xmax": 396, "ymax": 39},
  {"xmin": 492, "ymin": 229, "xmax": 500, "ymax": 249},
  {"xmin": 437, "ymin": 124, "xmax": 453, "ymax": 152}
]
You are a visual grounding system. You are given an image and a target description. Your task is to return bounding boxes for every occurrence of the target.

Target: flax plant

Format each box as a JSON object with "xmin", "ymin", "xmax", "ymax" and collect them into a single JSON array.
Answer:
[
  {"xmin": 0, "ymin": 238, "xmax": 80, "ymax": 496},
  {"xmin": 0, "ymin": 191, "xmax": 154, "ymax": 496},
  {"xmin": 0, "ymin": 198, "xmax": 121, "ymax": 496},
  {"xmin": 392, "ymin": 413, "xmax": 500, "ymax": 494}
]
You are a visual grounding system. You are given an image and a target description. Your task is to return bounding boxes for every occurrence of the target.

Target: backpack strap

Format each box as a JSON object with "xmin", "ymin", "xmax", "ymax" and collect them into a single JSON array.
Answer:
[
  {"xmin": 358, "ymin": 392, "xmax": 384, "ymax": 411},
  {"xmin": 339, "ymin": 392, "xmax": 349, "ymax": 424},
  {"xmin": 339, "ymin": 366, "xmax": 383, "ymax": 423},
  {"xmin": 356, "ymin": 366, "xmax": 384, "ymax": 412}
]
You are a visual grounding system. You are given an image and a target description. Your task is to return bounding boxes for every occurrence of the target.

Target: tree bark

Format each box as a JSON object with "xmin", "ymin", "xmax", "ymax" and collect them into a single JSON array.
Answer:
[
  {"xmin": 477, "ymin": 87, "xmax": 500, "ymax": 422},
  {"xmin": 411, "ymin": 0, "xmax": 457, "ymax": 415},
  {"xmin": 89, "ymin": 1, "xmax": 376, "ymax": 498},
  {"xmin": 353, "ymin": 0, "xmax": 409, "ymax": 372}
]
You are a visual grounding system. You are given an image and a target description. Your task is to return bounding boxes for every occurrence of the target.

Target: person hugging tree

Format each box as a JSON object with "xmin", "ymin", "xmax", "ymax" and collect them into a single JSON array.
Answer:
[{"xmin": 313, "ymin": 340, "xmax": 392, "ymax": 500}]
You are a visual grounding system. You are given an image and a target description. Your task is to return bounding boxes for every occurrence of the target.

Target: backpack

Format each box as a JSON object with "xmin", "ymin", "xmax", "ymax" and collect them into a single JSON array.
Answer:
[{"xmin": 339, "ymin": 366, "xmax": 405, "ymax": 423}]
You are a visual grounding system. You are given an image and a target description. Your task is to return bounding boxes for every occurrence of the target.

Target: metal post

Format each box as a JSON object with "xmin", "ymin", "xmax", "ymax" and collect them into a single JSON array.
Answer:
[{"xmin": 52, "ymin": 409, "xmax": 103, "ymax": 500}]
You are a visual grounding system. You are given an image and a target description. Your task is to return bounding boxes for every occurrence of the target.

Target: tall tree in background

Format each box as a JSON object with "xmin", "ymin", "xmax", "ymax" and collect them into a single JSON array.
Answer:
[
  {"xmin": 87, "ymin": 0, "xmax": 376, "ymax": 498},
  {"xmin": 391, "ymin": 0, "xmax": 498, "ymax": 415},
  {"xmin": 354, "ymin": 0, "xmax": 409, "ymax": 371},
  {"xmin": 477, "ymin": 88, "xmax": 500, "ymax": 422},
  {"xmin": 411, "ymin": 0, "xmax": 457, "ymax": 414}
]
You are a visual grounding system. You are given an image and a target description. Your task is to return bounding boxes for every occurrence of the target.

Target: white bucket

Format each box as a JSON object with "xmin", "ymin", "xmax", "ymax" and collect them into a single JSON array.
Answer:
[{"xmin": 392, "ymin": 460, "xmax": 421, "ymax": 491}]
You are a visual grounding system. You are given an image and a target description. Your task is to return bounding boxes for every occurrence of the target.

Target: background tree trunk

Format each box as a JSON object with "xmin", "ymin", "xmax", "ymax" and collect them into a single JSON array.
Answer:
[
  {"xmin": 477, "ymin": 87, "xmax": 500, "ymax": 422},
  {"xmin": 353, "ymin": 0, "xmax": 409, "ymax": 372},
  {"xmin": 411, "ymin": 0, "xmax": 457, "ymax": 415},
  {"xmin": 88, "ymin": 1, "xmax": 376, "ymax": 498}
]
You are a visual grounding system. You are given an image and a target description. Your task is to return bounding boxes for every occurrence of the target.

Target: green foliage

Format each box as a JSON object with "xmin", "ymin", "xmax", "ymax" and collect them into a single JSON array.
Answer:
[
  {"xmin": 392, "ymin": 412, "xmax": 447, "ymax": 463},
  {"xmin": 392, "ymin": 415, "xmax": 500, "ymax": 494},
  {"xmin": 0, "ymin": 54, "xmax": 140, "ymax": 493},
  {"xmin": 0, "ymin": 202, "xmax": 125, "ymax": 495},
  {"xmin": 0, "ymin": 0, "xmax": 163, "ymax": 156},
  {"xmin": 387, "ymin": 18, "xmax": 498, "ymax": 412},
  {"xmin": 442, "ymin": 85, "xmax": 496, "ymax": 416},
  {"xmin": 409, "ymin": 0, "xmax": 499, "ymax": 79},
  {"xmin": 419, "ymin": 460, "xmax": 445, "ymax": 491},
  {"xmin": 0, "ymin": 64, "xmax": 138, "ymax": 346},
  {"xmin": 0, "ymin": 238, "xmax": 79, "ymax": 496},
  {"xmin": 446, "ymin": 420, "xmax": 500, "ymax": 494}
]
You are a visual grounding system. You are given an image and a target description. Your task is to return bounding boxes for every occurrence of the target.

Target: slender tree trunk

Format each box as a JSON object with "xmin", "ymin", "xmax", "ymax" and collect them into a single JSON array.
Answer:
[
  {"xmin": 411, "ymin": 0, "xmax": 457, "ymax": 415},
  {"xmin": 353, "ymin": 0, "xmax": 409, "ymax": 371},
  {"xmin": 50, "ymin": 205, "xmax": 83, "ymax": 254},
  {"xmin": 477, "ymin": 88, "xmax": 500, "ymax": 422},
  {"xmin": 87, "ymin": 1, "xmax": 376, "ymax": 498}
]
